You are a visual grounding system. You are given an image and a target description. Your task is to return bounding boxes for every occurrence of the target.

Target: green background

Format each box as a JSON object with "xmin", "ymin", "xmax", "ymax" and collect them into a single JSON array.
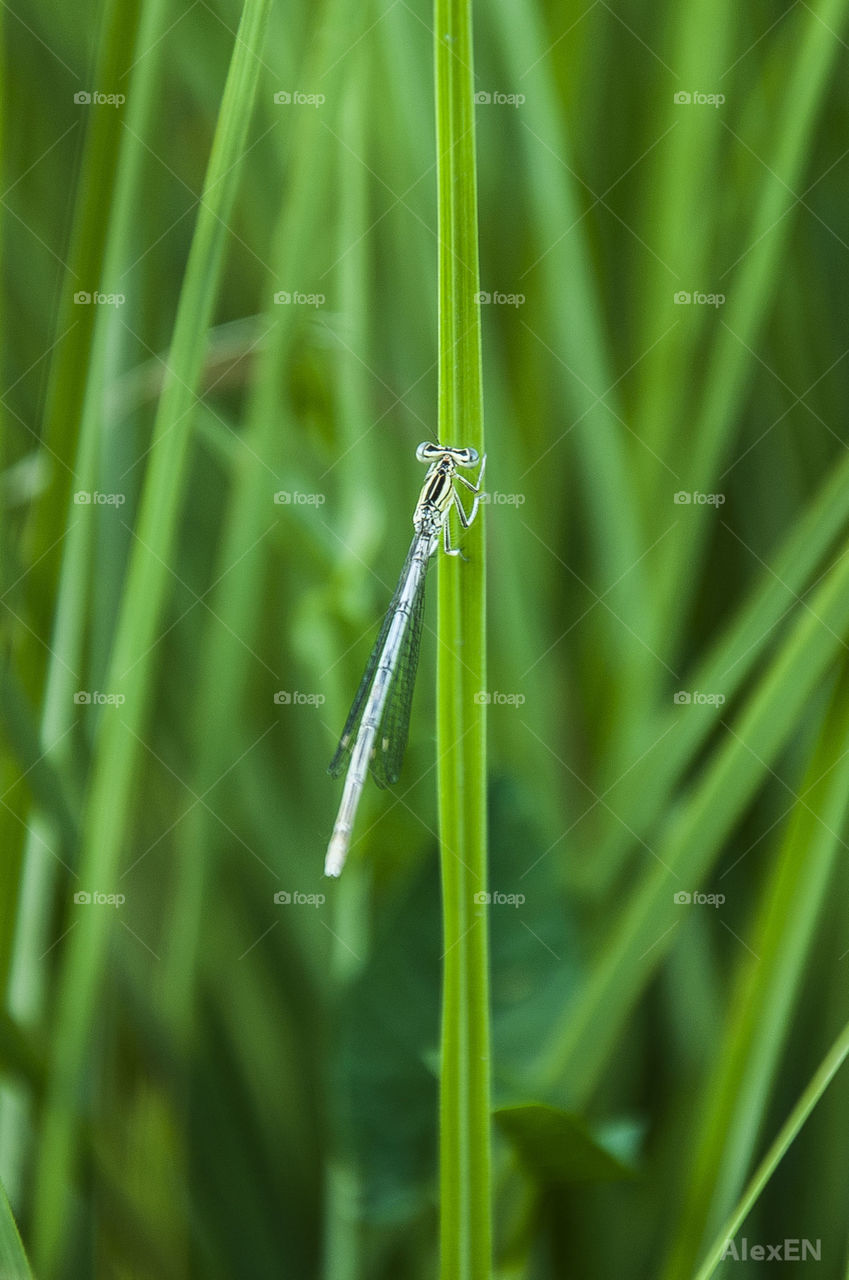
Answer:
[{"xmin": 2, "ymin": 0, "xmax": 849, "ymax": 1275}]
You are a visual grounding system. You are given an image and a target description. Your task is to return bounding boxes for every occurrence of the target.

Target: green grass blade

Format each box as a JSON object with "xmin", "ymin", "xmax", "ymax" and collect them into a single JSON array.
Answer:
[
  {"xmin": 542, "ymin": 532, "xmax": 849, "ymax": 1105},
  {"xmin": 654, "ymin": 0, "xmax": 849, "ymax": 651},
  {"xmin": 21, "ymin": 0, "xmax": 142, "ymax": 640},
  {"xmin": 692, "ymin": 1014, "xmax": 849, "ymax": 1280},
  {"xmin": 0, "ymin": 0, "xmax": 168, "ymax": 1207},
  {"xmin": 31, "ymin": 1, "xmax": 272, "ymax": 1270},
  {"xmin": 159, "ymin": 0, "xmax": 342, "ymax": 1041},
  {"xmin": 662, "ymin": 658, "xmax": 849, "ymax": 1277},
  {"xmin": 6, "ymin": 0, "xmax": 849, "ymax": 1274},
  {"xmin": 434, "ymin": 1, "xmax": 491, "ymax": 1275},
  {"xmin": 596, "ymin": 440, "xmax": 849, "ymax": 885},
  {"xmin": 0, "ymin": 1176, "xmax": 34, "ymax": 1280},
  {"xmin": 491, "ymin": 0, "xmax": 652, "ymax": 764},
  {"xmin": 632, "ymin": 0, "xmax": 736, "ymax": 492}
]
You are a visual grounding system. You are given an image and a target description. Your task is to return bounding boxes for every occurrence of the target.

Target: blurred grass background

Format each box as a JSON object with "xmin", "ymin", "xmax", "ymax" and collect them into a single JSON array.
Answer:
[{"xmin": 3, "ymin": 0, "xmax": 849, "ymax": 1276}]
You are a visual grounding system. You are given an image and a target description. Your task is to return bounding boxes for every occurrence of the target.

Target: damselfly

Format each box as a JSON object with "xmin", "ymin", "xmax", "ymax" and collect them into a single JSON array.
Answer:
[{"xmin": 325, "ymin": 442, "xmax": 486, "ymax": 877}]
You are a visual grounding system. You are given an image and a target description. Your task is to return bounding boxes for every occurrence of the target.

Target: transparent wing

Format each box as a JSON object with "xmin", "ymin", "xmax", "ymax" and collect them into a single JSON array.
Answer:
[
  {"xmin": 328, "ymin": 536, "xmax": 421, "ymax": 780},
  {"xmin": 370, "ymin": 556, "xmax": 429, "ymax": 789}
]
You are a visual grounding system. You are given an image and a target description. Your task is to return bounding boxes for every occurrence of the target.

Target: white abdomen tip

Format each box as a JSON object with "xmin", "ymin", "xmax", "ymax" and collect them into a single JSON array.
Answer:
[{"xmin": 324, "ymin": 832, "xmax": 348, "ymax": 878}]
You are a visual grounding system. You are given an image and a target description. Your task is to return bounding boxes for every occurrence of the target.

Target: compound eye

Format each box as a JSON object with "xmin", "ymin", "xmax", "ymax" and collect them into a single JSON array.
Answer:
[
  {"xmin": 416, "ymin": 441, "xmax": 440, "ymax": 462},
  {"xmin": 457, "ymin": 447, "xmax": 479, "ymax": 466}
]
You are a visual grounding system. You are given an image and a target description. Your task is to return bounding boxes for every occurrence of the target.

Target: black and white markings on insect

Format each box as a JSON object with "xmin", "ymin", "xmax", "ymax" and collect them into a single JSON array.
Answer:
[{"xmin": 325, "ymin": 442, "xmax": 487, "ymax": 877}]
